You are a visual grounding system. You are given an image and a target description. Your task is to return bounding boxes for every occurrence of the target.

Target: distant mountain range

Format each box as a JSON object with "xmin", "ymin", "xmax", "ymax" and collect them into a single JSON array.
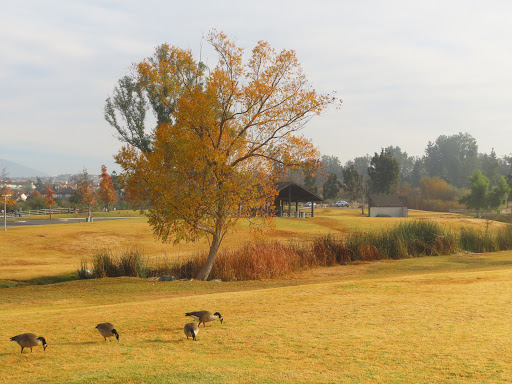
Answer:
[{"xmin": 0, "ymin": 159, "xmax": 49, "ymax": 178}]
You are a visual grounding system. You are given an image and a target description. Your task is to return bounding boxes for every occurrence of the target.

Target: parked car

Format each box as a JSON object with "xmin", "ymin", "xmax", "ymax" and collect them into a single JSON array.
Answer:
[
  {"xmin": 335, "ymin": 200, "xmax": 349, "ymax": 207},
  {"xmin": 304, "ymin": 202, "xmax": 317, "ymax": 207}
]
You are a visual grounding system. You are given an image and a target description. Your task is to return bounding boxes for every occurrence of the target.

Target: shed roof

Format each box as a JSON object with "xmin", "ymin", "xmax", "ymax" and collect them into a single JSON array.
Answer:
[
  {"xmin": 275, "ymin": 181, "xmax": 323, "ymax": 203},
  {"xmin": 368, "ymin": 194, "xmax": 408, "ymax": 207}
]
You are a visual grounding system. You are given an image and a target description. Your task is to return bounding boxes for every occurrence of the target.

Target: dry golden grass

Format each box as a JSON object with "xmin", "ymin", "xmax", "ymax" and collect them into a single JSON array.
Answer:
[
  {"xmin": 2, "ymin": 209, "xmax": 512, "ymax": 382},
  {"xmin": 0, "ymin": 209, "xmax": 507, "ymax": 280},
  {"xmin": 1, "ymin": 253, "xmax": 512, "ymax": 383}
]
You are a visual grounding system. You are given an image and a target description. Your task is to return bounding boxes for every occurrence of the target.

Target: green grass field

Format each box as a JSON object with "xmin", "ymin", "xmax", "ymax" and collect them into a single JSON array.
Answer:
[{"xmin": 1, "ymin": 209, "xmax": 512, "ymax": 383}]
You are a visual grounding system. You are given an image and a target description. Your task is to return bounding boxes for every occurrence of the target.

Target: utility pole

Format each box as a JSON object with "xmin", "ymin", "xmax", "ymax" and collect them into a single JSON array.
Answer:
[{"xmin": 2, "ymin": 195, "xmax": 8, "ymax": 231}]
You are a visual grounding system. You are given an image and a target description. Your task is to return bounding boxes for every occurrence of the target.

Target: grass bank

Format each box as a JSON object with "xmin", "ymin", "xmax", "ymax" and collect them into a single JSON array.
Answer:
[{"xmin": 2, "ymin": 253, "xmax": 512, "ymax": 383}]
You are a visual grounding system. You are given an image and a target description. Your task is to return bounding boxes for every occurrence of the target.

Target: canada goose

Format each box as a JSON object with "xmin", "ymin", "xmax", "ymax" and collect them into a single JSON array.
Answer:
[
  {"xmin": 95, "ymin": 323, "xmax": 120, "ymax": 342},
  {"xmin": 184, "ymin": 323, "xmax": 199, "ymax": 341},
  {"xmin": 185, "ymin": 311, "xmax": 223, "ymax": 327},
  {"xmin": 10, "ymin": 333, "xmax": 47, "ymax": 353}
]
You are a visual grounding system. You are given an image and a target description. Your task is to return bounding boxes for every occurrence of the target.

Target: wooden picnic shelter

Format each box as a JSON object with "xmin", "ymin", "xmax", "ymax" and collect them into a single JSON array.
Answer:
[{"xmin": 274, "ymin": 181, "xmax": 323, "ymax": 218}]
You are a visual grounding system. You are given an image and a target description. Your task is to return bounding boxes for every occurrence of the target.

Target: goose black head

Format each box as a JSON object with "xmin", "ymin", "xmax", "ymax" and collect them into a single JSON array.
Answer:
[
  {"xmin": 112, "ymin": 329, "xmax": 120, "ymax": 342},
  {"xmin": 38, "ymin": 337, "xmax": 48, "ymax": 351},
  {"xmin": 191, "ymin": 329, "xmax": 196, "ymax": 341},
  {"xmin": 214, "ymin": 312, "xmax": 223, "ymax": 324}
]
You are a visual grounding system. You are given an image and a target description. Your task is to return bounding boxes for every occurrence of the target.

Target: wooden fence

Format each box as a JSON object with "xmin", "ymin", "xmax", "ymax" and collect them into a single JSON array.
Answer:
[{"xmin": 5, "ymin": 207, "xmax": 80, "ymax": 218}]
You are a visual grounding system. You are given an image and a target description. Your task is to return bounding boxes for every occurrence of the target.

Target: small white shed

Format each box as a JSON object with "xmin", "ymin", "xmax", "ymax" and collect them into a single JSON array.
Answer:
[{"xmin": 368, "ymin": 194, "xmax": 408, "ymax": 217}]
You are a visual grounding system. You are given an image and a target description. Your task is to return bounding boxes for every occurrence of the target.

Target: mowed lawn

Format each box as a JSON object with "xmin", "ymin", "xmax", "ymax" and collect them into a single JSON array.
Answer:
[
  {"xmin": 1, "ymin": 210, "xmax": 512, "ymax": 382},
  {"xmin": 1, "ymin": 253, "xmax": 512, "ymax": 383},
  {"xmin": 0, "ymin": 208, "xmax": 504, "ymax": 280}
]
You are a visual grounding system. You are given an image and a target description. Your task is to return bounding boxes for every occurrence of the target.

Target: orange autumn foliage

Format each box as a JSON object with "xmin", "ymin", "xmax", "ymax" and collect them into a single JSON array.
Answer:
[
  {"xmin": 43, "ymin": 185, "xmax": 56, "ymax": 219},
  {"xmin": 30, "ymin": 190, "xmax": 41, "ymax": 200},
  {"xmin": 80, "ymin": 185, "xmax": 96, "ymax": 207},
  {"xmin": 115, "ymin": 30, "xmax": 338, "ymax": 279},
  {"xmin": 43, "ymin": 186, "xmax": 55, "ymax": 207},
  {"xmin": 0, "ymin": 186, "xmax": 16, "ymax": 207},
  {"xmin": 99, "ymin": 165, "xmax": 117, "ymax": 211},
  {"xmin": 419, "ymin": 177, "xmax": 457, "ymax": 201},
  {"xmin": 74, "ymin": 169, "xmax": 96, "ymax": 219}
]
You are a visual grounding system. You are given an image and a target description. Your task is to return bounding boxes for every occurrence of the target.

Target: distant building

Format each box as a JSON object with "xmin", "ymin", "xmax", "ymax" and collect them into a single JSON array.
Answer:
[
  {"xmin": 368, "ymin": 194, "xmax": 408, "ymax": 217},
  {"xmin": 6, "ymin": 181, "xmax": 35, "ymax": 190},
  {"xmin": 54, "ymin": 186, "xmax": 75, "ymax": 199}
]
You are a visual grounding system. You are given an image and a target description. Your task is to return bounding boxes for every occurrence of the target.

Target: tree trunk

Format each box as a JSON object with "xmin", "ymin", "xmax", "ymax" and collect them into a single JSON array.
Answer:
[
  {"xmin": 49, "ymin": 205, "xmax": 52, "ymax": 220},
  {"xmin": 196, "ymin": 235, "xmax": 222, "ymax": 281}
]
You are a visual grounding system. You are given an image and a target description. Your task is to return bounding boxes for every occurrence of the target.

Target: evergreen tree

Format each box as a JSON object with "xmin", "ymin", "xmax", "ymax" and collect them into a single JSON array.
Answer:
[
  {"xmin": 385, "ymin": 146, "xmax": 415, "ymax": 183},
  {"xmin": 320, "ymin": 155, "xmax": 344, "ymax": 180},
  {"xmin": 342, "ymin": 165, "xmax": 367, "ymax": 214},
  {"xmin": 488, "ymin": 177, "xmax": 511, "ymax": 213},
  {"xmin": 480, "ymin": 148, "xmax": 500, "ymax": 187},
  {"xmin": 322, "ymin": 173, "xmax": 342, "ymax": 200},
  {"xmin": 368, "ymin": 149, "xmax": 400, "ymax": 194},
  {"xmin": 459, "ymin": 170, "xmax": 489, "ymax": 217},
  {"xmin": 424, "ymin": 132, "xmax": 479, "ymax": 188},
  {"xmin": 410, "ymin": 158, "xmax": 426, "ymax": 186}
]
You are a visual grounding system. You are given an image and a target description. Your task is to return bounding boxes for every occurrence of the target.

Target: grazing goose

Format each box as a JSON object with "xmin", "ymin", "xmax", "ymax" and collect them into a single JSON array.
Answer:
[
  {"xmin": 184, "ymin": 323, "xmax": 199, "ymax": 341},
  {"xmin": 185, "ymin": 311, "xmax": 223, "ymax": 327},
  {"xmin": 10, "ymin": 333, "xmax": 48, "ymax": 353},
  {"xmin": 95, "ymin": 323, "xmax": 120, "ymax": 342}
]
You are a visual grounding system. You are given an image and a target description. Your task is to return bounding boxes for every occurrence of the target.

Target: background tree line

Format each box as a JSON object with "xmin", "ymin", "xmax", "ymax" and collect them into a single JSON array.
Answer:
[
  {"xmin": 0, "ymin": 166, "xmax": 125, "ymax": 215},
  {"xmin": 292, "ymin": 132, "xmax": 512, "ymax": 212}
]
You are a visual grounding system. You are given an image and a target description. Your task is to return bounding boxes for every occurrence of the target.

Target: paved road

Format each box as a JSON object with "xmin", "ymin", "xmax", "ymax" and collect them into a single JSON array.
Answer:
[{"xmin": 2, "ymin": 217, "xmax": 134, "ymax": 228}]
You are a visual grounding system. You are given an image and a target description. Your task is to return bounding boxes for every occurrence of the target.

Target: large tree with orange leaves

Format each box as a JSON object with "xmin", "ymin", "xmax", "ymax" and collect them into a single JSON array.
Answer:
[
  {"xmin": 99, "ymin": 165, "xmax": 117, "ymax": 211},
  {"xmin": 107, "ymin": 31, "xmax": 338, "ymax": 280}
]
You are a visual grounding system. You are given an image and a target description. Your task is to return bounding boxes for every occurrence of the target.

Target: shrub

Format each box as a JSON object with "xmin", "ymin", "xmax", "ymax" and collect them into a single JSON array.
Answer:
[
  {"xmin": 311, "ymin": 235, "xmax": 351, "ymax": 265},
  {"xmin": 77, "ymin": 258, "xmax": 93, "ymax": 279},
  {"xmin": 79, "ymin": 248, "xmax": 147, "ymax": 279},
  {"xmin": 92, "ymin": 250, "xmax": 119, "ymax": 277},
  {"xmin": 118, "ymin": 248, "xmax": 147, "ymax": 278}
]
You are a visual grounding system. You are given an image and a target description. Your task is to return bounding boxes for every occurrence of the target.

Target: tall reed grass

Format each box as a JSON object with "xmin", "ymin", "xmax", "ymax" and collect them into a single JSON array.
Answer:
[
  {"xmin": 78, "ymin": 248, "xmax": 147, "ymax": 278},
  {"xmin": 459, "ymin": 225, "xmax": 512, "ymax": 253},
  {"xmin": 314, "ymin": 220, "xmax": 458, "ymax": 263},
  {"xmin": 158, "ymin": 220, "xmax": 459, "ymax": 281},
  {"xmin": 78, "ymin": 221, "xmax": 512, "ymax": 281}
]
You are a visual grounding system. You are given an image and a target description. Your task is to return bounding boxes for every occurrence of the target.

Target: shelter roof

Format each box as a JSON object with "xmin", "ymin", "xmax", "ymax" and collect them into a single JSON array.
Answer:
[{"xmin": 274, "ymin": 181, "xmax": 323, "ymax": 202}]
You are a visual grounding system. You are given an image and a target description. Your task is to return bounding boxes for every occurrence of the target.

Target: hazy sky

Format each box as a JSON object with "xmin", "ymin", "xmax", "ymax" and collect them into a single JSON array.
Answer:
[{"xmin": 2, "ymin": 0, "xmax": 512, "ymax": 176}]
